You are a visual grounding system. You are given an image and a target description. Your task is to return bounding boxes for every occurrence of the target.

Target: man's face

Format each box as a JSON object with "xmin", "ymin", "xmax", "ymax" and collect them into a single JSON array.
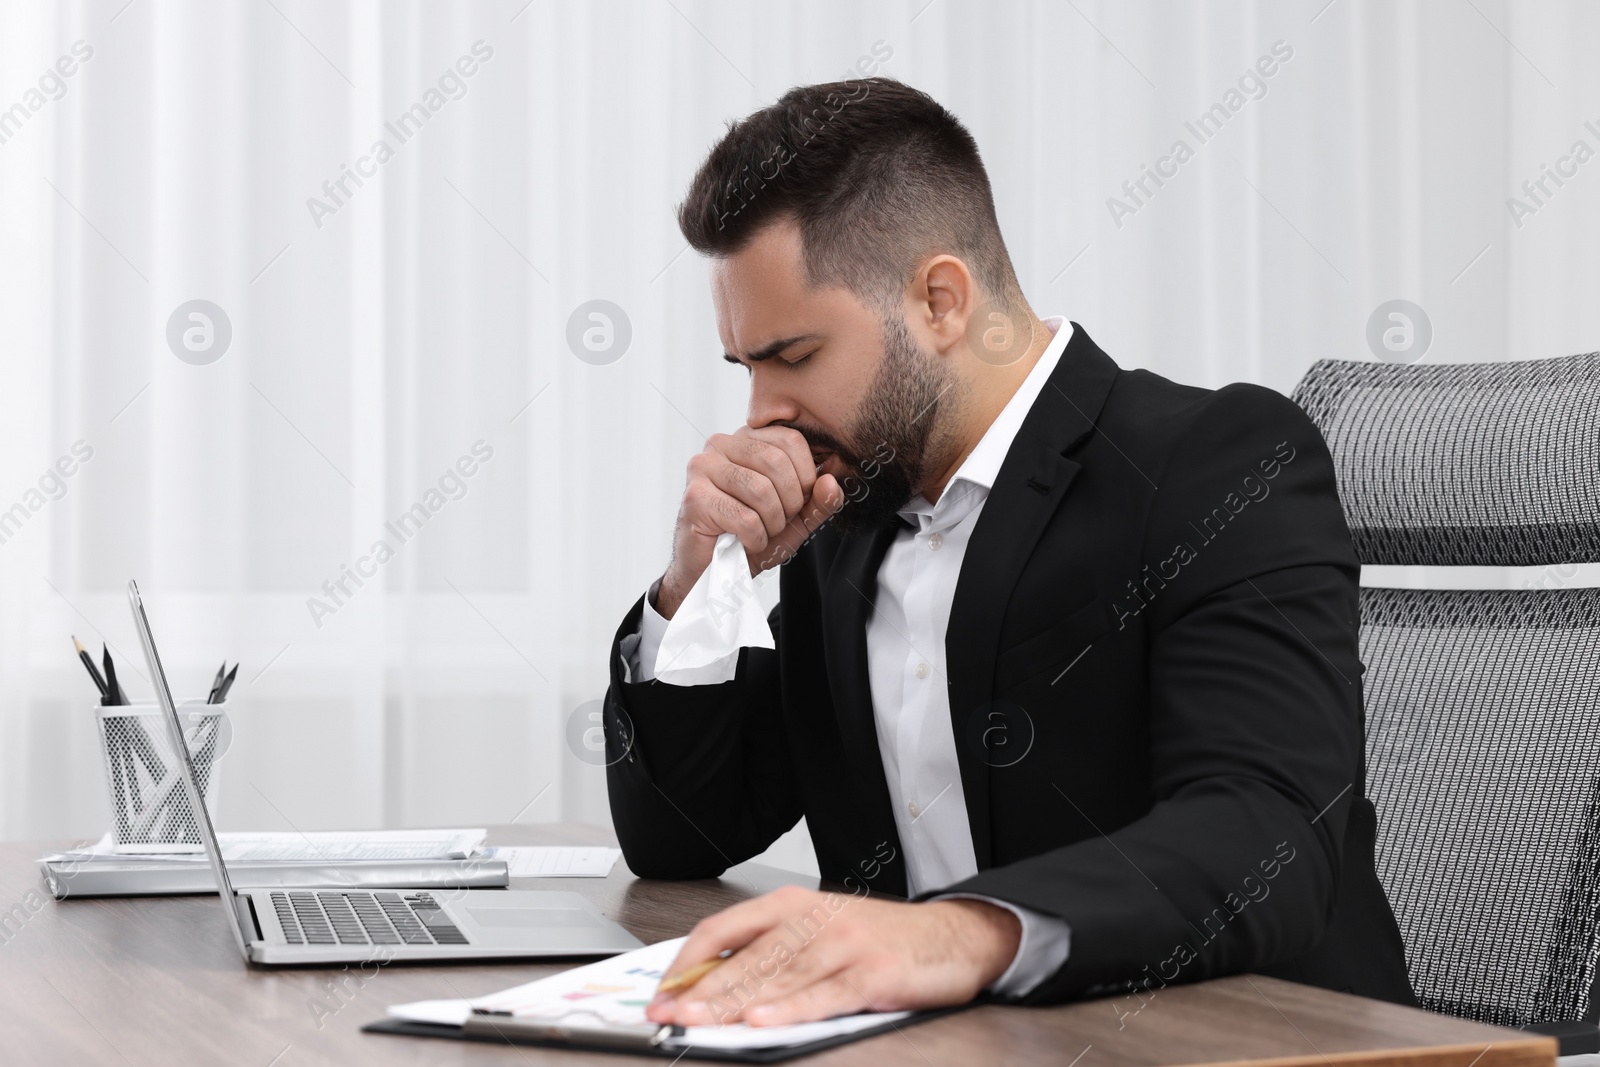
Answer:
[{"xmin": 712, "ymin": 220, "xmax": 957, "ymax": 532}]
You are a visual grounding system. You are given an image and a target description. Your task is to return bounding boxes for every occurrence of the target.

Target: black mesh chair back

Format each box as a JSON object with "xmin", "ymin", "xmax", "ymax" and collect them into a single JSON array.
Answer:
[{"xmin": 1292, "ymin": 353, "xmax": 1600, "ymax": 1028}]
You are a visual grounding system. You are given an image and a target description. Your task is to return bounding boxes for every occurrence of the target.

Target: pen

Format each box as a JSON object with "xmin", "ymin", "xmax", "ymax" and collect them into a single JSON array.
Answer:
[
  {"xmin": 103, "ymin": 645, "xmax": 161, "ymax": 813},
  {"xmin": 73, "ymin": 636, "xmax": 109, "ymax": 699},
  {"xmin": 95, "ymin": 642, "xmax": 141, "ymax": 827},
  {"xmin": 206, "ymin": 662, "xmax": 226, "ymax": 704},
  {"xmin": 103, "ymin": 645, "xmax": 126, "ymax": 705},
  {"xmin": 657, "ymin": 956, "xmax": 726, "ymax": 995},
  {"xmin": 215, "ymin": 663, "xmax": 239, "ymax": 703}
]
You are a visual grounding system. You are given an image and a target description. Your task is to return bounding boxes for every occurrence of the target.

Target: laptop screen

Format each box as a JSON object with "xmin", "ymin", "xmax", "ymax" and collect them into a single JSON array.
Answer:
[{"xmin": 127, "ymin": 579, "xmax": 253, "ymax": 960}]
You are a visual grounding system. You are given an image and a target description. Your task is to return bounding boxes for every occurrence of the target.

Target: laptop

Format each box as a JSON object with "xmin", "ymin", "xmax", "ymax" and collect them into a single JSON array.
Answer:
[{"xmin": 127, "ymin": 579, "xmax": 645, "ymax": 965}]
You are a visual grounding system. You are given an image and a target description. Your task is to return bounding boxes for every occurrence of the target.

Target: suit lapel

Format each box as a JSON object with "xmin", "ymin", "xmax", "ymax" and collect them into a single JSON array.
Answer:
[
  {"xmin": 945, "ymin": 324, "xmax": 1121, "ymax": 869},
  {"xmin": 816, "ymin": 324, "xmax": 1122, "ymax": 885}
]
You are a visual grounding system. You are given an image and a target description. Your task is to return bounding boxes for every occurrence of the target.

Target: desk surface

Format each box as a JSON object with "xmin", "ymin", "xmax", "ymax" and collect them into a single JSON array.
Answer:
[{"xmin": 0, "ymin": 823, "xmax": 1554, "ymax": 1067}]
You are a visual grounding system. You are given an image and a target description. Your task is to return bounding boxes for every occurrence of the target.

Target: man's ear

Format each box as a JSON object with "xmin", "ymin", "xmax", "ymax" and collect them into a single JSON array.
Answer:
[{"xmin": 910, "ymin": 254, "xmax": 976, "ymax": 357}]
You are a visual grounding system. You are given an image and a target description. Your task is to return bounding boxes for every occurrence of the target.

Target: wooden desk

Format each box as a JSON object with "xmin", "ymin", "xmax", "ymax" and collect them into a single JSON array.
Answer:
[{"xmin": 0, "ymin": 823, "xmax": 1554, "ymax": 1067}]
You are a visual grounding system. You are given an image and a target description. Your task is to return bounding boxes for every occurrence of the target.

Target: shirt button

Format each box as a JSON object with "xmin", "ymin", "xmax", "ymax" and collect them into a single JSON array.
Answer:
[
  {"xmin": 914, "ymin": 662, "xmax": 929, "ymax": 679},
  {"xmin": 928, "ymin": 532, "xmax": 943, "ymax": 551},
  {"xmin": 908, "ymin": 801, "xmax": 921, "ymax": 818}
]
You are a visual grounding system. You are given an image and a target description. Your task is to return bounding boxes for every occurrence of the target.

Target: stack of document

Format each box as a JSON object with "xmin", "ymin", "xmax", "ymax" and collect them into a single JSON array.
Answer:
[
  {"xmin": 486, "ymin": 845, "xmax": 622, "ymax": 878},
  {"xmin": 40, "ymin": 829, "xmax": 506, "ymax": 898}
]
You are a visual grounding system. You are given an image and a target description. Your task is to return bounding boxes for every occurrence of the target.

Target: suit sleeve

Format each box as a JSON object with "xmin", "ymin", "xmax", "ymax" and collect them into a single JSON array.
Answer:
[
  {"xmin": 934, "ymin": 384, "xmax": 1365, "ymax": 1003},
  {"xmin": 604, "ymin": 593, "xmax": 803, "ymax": 879}
]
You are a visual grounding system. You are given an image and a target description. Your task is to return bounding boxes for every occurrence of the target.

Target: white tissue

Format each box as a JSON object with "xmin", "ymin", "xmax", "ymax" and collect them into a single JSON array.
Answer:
[{"xmin": 652, "ymin": 531, "xmax": 775, "ymax": 685}]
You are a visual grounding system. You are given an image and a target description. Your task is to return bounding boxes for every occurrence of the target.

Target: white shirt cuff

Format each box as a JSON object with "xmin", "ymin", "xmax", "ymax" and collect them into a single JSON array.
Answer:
[
  {"xmin": 932, "ymin": 893, "xmax": 1071, "ymax": 997},
  {"xmin": 621, "ymin": 580, "xmax": 672, "ymax": 683},
  {"xmin": 621, "ymin": 577, "xmax": 744, "ymax": 686}
]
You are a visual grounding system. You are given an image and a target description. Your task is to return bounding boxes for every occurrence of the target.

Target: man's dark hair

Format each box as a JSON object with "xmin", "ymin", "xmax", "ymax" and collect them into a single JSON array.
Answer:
[{"xmin": 678, "ymin": 78, "xmax": 1020, "ymax": 314}]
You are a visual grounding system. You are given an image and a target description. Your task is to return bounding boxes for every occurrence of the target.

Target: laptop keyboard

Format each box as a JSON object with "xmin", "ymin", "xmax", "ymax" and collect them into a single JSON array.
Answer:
[{"xmin": 269, "ymin": 890, "xmax": 469, "ymax": 946}]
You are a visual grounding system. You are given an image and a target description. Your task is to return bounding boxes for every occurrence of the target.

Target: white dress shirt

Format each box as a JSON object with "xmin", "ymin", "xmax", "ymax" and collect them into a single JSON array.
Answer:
[{"xmin": 623, "ymin": 317, "xmax": 1077, "ymax": 996}]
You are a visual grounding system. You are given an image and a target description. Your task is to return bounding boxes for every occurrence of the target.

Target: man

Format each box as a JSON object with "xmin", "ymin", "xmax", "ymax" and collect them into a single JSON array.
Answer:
[{"xmin": 603, "ymin": 77, "xmax": 1413, "ymax": 1028}]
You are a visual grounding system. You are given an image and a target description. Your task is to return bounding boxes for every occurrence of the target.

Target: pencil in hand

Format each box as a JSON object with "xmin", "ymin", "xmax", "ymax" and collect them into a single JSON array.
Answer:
[{"xmin": 656, "ymin": 956, "xmax": 726, "ymax": 996}]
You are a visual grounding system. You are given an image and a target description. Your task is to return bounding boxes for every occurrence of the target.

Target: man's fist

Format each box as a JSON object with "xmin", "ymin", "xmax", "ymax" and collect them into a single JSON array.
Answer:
[{"xmin": 656, "ymin": 426, "xmax": 845, "ymax": 619}]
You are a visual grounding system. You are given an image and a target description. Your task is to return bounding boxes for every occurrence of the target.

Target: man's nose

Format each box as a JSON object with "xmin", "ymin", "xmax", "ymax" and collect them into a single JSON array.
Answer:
[{"xmin": 745, "ymin": 374, "xmax": 799, "ymax": 430}]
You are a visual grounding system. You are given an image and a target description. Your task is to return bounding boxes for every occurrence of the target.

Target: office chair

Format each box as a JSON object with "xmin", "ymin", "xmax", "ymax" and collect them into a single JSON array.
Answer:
[{"xmin": 1291, "ymin": 352, "xmax": 1600, "ymax": 1051}]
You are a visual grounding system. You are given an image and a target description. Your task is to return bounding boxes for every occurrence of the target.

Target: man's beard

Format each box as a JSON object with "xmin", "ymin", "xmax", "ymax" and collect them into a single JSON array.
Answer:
[{"xmin": 790, "ymin": 314, "xmax": 961, "ymax": 535}]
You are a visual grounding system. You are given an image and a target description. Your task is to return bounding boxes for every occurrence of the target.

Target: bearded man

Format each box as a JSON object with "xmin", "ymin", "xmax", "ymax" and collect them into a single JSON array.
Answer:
[{"xmin": 600, "ymin": 77, "xmax": 1414, "ymax": 1028}]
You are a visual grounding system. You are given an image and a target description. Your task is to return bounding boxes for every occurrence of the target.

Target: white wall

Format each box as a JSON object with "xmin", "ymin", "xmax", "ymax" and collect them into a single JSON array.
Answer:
[{"xmin": 1, "ymin": 1, "xmax": 1596, "ymax": 873}]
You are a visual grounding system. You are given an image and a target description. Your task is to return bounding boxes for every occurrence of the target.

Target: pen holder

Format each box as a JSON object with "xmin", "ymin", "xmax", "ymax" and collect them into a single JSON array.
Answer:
[{"xmin": 96, "ymin": 700, "xmax": 230, "ymax": 854}]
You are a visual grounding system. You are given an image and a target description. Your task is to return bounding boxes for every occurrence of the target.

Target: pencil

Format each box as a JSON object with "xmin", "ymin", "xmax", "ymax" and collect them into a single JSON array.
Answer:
[
  {"xmin": 73, "ymin": 636, "xmax": 109, "ymax": 699},
  {"xmin": 216, "ymin": 662, "xmax": 239, "ymax": 703},
  {"xmin": 657, "ymin": 957, "xmax": 725, "ymax": 995}
]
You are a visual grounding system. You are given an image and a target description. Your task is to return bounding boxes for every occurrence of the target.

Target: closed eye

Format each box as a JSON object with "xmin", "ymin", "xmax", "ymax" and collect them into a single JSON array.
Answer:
[{"xmin": 723, "ymin": 333, "xmax": 825, "ymax": 368}]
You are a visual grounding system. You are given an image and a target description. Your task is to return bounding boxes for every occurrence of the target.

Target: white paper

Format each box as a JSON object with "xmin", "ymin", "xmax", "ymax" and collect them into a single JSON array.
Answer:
[
  {"xmin": 494, "ymin": 846, "xmax": 621, "ymax": 878},
  {"xmin": 384, "ymin": 998, "xmax": 474, "ymax": 1027},
  {"xmin": 652, "ymin": 531, "xmax": 774, "ymax": 685},
  {"xmin": 672, "ymin": 1011, "xmax": 911, "ymax": 1051},
  {"xmin": 386, "ymin": 935, "xmax": 911, "ymax": 1052},
  {"xmin": 41, "ymin": 828, "xmax": 486, "ymax": 864}
]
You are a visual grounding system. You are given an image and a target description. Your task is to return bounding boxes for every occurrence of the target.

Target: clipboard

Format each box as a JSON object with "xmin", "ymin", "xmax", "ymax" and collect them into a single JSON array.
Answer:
[
  {"xmin": 361, "ymin": 934, "xmax": 968, "ymax": 1062},
  {"xmin": 361, "ymin": 1006, "xmax": 961, "ymax": 1063}
]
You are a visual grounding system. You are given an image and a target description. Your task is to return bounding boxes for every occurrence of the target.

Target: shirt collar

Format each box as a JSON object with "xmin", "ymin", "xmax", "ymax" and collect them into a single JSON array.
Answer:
[{"xmin": 898, "ymin": 316, "xmax": 1072, "ymax": 521}]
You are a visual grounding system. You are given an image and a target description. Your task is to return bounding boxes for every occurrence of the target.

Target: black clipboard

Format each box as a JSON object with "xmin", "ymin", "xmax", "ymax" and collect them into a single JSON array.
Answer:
[{"xmin": 362, "ymin": 1005, "xmax": 963, "ymax": 1063}]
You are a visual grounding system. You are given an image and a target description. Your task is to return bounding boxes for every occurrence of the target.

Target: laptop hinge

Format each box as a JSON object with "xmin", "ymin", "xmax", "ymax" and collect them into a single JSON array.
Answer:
[{"xmin": 236, "ymin": 893, "xmax": 264, "ymax": 942}]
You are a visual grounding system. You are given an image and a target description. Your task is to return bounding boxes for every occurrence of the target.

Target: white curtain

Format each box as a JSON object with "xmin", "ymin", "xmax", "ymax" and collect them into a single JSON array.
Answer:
[{"xmin": 2, "ymin": 1, "xmax": 1596, "ymax": 869}]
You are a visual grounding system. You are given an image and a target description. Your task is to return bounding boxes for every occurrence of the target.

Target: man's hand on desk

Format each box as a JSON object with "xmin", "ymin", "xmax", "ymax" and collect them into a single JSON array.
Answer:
[
  {"xmin": 646, "ymin": 886, "xmax": 1021, "ymax": 1027},
  {"xmin": 656, "ymin": 425, "xmax": 844, "ymax": 619}
]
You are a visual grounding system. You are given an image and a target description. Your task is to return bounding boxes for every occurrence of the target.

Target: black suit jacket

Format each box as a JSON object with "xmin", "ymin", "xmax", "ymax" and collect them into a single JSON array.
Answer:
[{"xmin": 603, "ymin": 324, "xmax": 1414, "ymax": 1007}]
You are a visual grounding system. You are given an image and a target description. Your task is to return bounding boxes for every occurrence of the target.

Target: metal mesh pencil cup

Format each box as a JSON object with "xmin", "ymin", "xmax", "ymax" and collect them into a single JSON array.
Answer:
[{"xmin": 96, "ymin": 701, "xmax": 229, "ymax": 853}]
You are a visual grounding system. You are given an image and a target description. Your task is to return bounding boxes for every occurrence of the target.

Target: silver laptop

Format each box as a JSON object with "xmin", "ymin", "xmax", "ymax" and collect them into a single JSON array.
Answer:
[{"xmin": 127, "ymin": 579, "xmax": 644, "ymax": 966}]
